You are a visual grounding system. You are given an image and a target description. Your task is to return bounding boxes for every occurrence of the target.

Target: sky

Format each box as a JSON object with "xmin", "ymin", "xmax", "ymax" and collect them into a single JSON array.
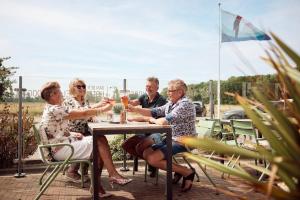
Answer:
[{"xmin": 1, "ymin": 0, "xmax": 300, "ymax": 95}]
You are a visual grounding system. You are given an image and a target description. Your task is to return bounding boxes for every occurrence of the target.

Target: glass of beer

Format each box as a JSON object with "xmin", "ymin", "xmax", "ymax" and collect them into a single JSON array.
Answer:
[{"xmin": 121, "ymin": 95, "xmax": 129, "ymax": 109}]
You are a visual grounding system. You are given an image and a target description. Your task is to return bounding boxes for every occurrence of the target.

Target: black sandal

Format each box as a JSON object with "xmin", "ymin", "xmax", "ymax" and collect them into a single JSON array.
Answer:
[
  {"xmin": 172, "ymin": 172, "xmax": 183, "ymax": 184},
  {"xmin": 181, "ymin": 170, "xmax": 195, "ymax": 192}
]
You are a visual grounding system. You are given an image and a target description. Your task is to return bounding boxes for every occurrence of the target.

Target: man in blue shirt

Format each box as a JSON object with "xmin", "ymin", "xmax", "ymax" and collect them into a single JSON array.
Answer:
[{"xmin": 122, "ymin": 77, "xmax": 167, "ymax": 177}]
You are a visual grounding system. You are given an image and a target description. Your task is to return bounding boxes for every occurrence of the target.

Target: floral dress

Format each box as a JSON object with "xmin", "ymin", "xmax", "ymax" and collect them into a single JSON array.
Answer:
[
  {"xmin": 39, "ymin": 103, "xmax": 93, "ymax": 160},
  {"xmin": 63, "ymin": 96, "xmax": 92, "ymax": 135}
]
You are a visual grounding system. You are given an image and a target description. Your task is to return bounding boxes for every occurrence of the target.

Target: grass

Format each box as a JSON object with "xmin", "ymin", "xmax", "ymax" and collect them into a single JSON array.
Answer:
[
  {"xmin": 0, "ymin": 102, "xmax": 45, "ymax": 117},
  {"xmin": 1, "ymin": 102, "xmax": 242, "ymax": 118}
]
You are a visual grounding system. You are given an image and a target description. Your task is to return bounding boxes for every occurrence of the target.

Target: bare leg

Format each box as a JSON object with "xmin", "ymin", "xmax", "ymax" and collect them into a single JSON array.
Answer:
[
  {"xmin": 68, "ymin": 163, "xmax": 80, "ymax": 173},
  {"xmin": 135, "ymin": 138, "xmax": 154, "ymax": 158},
  {"xmin": 96, "ymin": 136, "xmax": 124, "ymax": 179},
  {"xmin": 143, "ymin": 147, "xmax": 194, "ymax": 190},
  {"xmin": 98, "ymin": 155, "xmax": 104, "ymax": 177}
]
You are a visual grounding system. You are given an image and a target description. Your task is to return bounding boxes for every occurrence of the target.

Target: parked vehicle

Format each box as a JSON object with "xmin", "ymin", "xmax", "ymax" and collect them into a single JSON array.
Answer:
[
  {"xmin": 222, "ymin": 99, "xmax": 292, "ymax": 119},
  {"xmin": 193, "ymin": 101, "xmax": 206, "ymax": 117},
  {"xmin": 222, "ymin": 109, "xmax": 246, "ymax": 119}
]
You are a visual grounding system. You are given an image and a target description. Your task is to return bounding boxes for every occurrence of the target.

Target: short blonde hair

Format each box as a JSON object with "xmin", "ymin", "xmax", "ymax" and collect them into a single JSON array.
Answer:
[
  {"xmin": 69, "ymin": 78, "xmax": 86, "ymax": 96},
  {"xmin": 40, "ymin": 81, "xmax": 60, "ymax": 101},
  {"xmin": 168, "ymin": 79, "xmax": 187, "ymax": 94}
]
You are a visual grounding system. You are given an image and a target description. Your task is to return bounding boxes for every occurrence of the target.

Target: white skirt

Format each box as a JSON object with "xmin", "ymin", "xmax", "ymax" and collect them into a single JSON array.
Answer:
[{"xmin": 53, "ymin": 136, "xmax": 93, "ymax": 161}]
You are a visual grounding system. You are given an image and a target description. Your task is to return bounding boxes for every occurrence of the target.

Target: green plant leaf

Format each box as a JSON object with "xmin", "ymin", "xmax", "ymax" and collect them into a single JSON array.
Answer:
[
  {"xmin": 271, "ymin": 32, "xmax": 300, "ymax": 71},
  {"xmin": 252, "ymin": 88, "xmax": 300, "ymax": 158},
  {"xmin": 184, "ymin": 153, "xmax": 258, "ymax": 182},
  {"xmin": 236, "ymin": 95, "xmax": 292, "ymax": 158}
]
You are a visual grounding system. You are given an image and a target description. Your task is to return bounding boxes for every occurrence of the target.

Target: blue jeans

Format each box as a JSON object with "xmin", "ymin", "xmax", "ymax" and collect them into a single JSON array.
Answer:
[
  {"xmin": 151, "ymin": 139, "xmax": 187, "ymax": 160},
  {"xmin": 147, "ymin": 133, "xmax": 162, "ymax": 144}
]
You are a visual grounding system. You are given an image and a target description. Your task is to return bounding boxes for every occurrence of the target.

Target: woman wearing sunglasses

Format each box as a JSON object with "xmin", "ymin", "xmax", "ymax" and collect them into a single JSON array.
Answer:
[{"xmin": 62, "ymin": 78, "xmax": 132, "ymax": 197}]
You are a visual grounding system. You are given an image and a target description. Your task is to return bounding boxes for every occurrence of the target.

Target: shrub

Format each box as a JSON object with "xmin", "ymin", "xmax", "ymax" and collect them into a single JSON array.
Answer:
[
  {"xmin": 109, "ymin": 135, "xmax": 125, "ymax": 161},
  {"xmin": 109, "ymin": 134, "xmax": 134, "ymax": 161},
  {"xmin": 0, "ymin": 103, "xmax": 36, "ymax": 168}
]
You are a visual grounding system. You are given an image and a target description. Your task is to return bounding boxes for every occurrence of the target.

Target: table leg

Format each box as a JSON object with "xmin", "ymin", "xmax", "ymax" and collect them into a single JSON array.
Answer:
[
  {"xmin": 166, "ymin": 130, "xmax": 172, "ymax": 200},
  {"xmin": 93, "ymin": 135, "xmax": 99, "ymax": 200}
]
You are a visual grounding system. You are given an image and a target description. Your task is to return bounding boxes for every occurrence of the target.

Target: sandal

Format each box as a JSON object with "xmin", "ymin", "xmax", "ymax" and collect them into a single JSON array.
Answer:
[
  {"xmin": 181, "ymin": 170, "xmax": 195, "ymax": 192},
  {"xmin": 65, "ymin": 172, "xmax": 81, "ymax": 184},
  {"xmin": 172, "ymin": 172, "xmax": 183, "ymax": 184},
  {"xmin": 109, "ymin": 177, "xmax": 133, "ymax": 188}
]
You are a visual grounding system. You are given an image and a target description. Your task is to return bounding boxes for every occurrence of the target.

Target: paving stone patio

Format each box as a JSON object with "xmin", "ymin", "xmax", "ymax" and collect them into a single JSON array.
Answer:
[{"xmin": 0, "ymin": 161, "xmax": 266, "ymax": 200}]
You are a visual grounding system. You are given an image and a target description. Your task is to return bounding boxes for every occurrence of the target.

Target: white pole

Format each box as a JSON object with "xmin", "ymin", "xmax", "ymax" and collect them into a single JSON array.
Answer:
[{"xmin": 217, "ymin": 2, "xmax": 221, "ymax": 119}]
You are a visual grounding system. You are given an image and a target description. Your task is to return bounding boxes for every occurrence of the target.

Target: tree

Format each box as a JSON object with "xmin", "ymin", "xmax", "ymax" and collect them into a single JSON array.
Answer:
[{"xmin": 0, "ymin": 57, "xmax": 17, "ymax": 102}]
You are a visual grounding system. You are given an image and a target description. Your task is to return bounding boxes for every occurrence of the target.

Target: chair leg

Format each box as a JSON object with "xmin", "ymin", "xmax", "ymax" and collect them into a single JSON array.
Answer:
[
  {"xmin": 155, "ymin": 168, "xmax": 159, "ymax": 185},
  {"xmin": 80, "ymin": 162, "xmax": 84, "ymax": 188},
  {"xmin": 89, "ymin": 162, "xmax": 94, "ymax": 192},
  {"xmin": 221, "ymin": 154, "xmax": 236, "ymax": 178},
  {"xmin": 205, "ymin": 151, "xmax": 215, "ymax": 171},
  {"xmin": 255, "ymin": 159, "xmax": 259, "ymax": 175},
  {"xmin": 197, "ymin": 162, "xmax": 218, "ymax": 195},
  {"xmin": 258, "ymin": 162, "xmax": 270, "ymax": 181},
  {"xmin": 39, "ymin": 165, "xmax": 52, "ymax": 185},
  {"xmin": 40, "ymin": 165, "xmax": 61, "ymax": 192},
  {"xmin": 133, "ymin": 157, "xmax": 138, "ymax": 175},
  {"xmin": 35, "ymin": 163, "xmax": 65, "ymax": 200},
  {"xmin": 144, "ymin": 162, "xmax": 148, "ymax": 182},
  {"xmin": 227, "ymin": 155, "xmax": 240, "ymax": 178},
  {"xmin": 62, "ymin": 164, "xmax": 69, "ymax": 175}
]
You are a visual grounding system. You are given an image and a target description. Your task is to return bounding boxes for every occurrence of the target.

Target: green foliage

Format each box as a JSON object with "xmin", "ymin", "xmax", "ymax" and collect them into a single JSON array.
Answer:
[
  {"xmin": 128, "ymin": 93, "xmax": 139, "ymax": 100},
  {"xmin": 108, "ymin": 135, "xmax": 125, "ymax": 161},
  {"xmin": 0, "ymin": 103, "xmax": 37, "ymax": 168},
  {"xmin": 160, "ymin": 87, "xmax": 167, "ymax": 98},
  {"xmin": 0, "ymin": 57, "xmax": 18, "ymax": 102},
  {"xmin": 113, "ymin": 88, "xmax": 120, "ymax": 103},
  {"xmin": 161, "ymin": 74, "xmax": 278, "ymax": 104},
  {"xmin": 112, "ymin": 103, "xmax": 123, "ymax": 114},
  {"xmin": 181, "ymin": 33, "xmax": 300, "ymax": 199}
]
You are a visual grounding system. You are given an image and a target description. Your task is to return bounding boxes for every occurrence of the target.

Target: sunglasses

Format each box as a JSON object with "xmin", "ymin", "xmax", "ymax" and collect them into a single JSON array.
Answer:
[{"xmin": 76, "ymin": 85, "xmax": 86, "ymax": 89}]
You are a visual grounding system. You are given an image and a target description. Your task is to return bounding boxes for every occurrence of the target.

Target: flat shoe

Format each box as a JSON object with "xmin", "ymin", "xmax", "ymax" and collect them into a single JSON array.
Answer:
[
  {"xmin": 99, "ymin": 192, "xmax": 112, "ymax": 198},
  {"xmin": 65, "ymin": 172, "xmax": 81, "ymax": 184}
]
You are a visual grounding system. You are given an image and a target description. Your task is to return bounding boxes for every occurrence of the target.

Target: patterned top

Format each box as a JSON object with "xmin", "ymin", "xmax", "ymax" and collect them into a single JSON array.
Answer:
[
  {"xmin": 138, "ymin": 92, "xmax": 167, "ymax": 109},
  {"xmin": 151, "ymin": 96, "xmax": 196, "ymax": 139},
  {"xmin": 63, "ymin": 96, "xmax": 91, "ymax": 135},
  {"xmin": 39, "ymin": 104, "xmax": 72, "ymax": 145}
]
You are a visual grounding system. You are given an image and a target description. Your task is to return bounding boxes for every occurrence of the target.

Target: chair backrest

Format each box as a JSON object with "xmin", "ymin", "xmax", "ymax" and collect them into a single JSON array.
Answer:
[
  {"xmin": 209, "ymin": 119, "xmax": 223, "ymax": 138},
  {"xmin": 231, "ymin": 119, "xmax": 258, "ymax": 146},
  {"xmin": 32, "ymin": 124, "xmax": 54, "ymax": 162},
  {"xmin": 33, "ymin": 125, "xmax": 41, "ymax": 144},
  {"xmin": 196, "ymin": 119, "xmax": 216, "ymax": 137}
]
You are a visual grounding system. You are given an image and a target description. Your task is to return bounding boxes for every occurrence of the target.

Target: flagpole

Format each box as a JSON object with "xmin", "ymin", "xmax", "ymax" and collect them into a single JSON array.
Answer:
[{"xmin": 217, "ymin": 2, "xmax": 221, "ymax": 119}]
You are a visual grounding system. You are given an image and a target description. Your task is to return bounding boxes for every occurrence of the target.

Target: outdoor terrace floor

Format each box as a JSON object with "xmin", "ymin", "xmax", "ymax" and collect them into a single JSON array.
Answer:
[{"xmin": 0, "ymin": 161, "xmax": 266, "ymax": 200}]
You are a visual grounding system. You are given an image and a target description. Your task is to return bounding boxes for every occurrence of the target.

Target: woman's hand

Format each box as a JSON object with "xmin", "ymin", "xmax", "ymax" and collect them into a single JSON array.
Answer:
[
  {"xmin": 148, "ymin": 117, "xmax": 156, "ymax": 124},
  {"xmin": 127, "ymin": 116, "xmax": 151, "ymax": 122},
  {"xmin": 73, "ymin": 132, "xmax": 83, "ymax": 140},
  {"xmin": 127, "ymin": 104, "xmax": 136, "ymax": 112}
]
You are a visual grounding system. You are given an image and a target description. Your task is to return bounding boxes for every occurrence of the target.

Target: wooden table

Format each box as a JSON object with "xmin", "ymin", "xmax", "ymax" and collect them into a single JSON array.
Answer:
[{"xmin": 88, "ymin": 121, "xmax": 173, "ymax": 200}]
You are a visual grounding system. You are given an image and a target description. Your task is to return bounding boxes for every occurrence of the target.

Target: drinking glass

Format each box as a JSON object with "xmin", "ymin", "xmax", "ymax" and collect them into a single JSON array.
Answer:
[{"xmin": 121, "ymin": 96, "xmax": 129, "ymax": 109}]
